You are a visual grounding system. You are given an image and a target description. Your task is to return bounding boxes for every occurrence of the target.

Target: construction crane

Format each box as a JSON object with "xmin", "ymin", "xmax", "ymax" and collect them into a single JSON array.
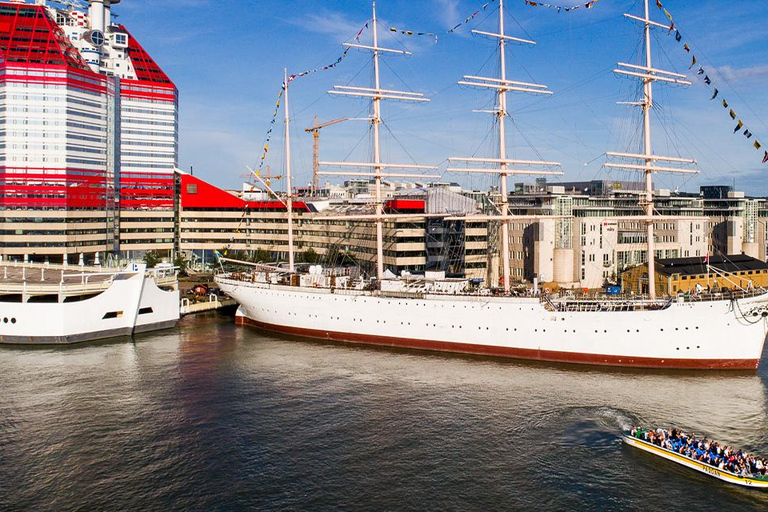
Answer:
[
  {"xmin": 305, "ymin": 116, "xmax": 348, "ymax": 195},
  {"xmin": 239, "ymin": 165, "xmax": 282, "ymax": 190}
]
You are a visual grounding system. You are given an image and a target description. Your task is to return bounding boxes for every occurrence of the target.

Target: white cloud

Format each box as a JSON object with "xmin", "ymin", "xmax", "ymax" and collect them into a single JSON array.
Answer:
[
  {"xmin": 435, "ymin": 0, "xmax": 460, "ymax": 26},
  {"xmin": 713, "ymin": 64, "xmax": 768, "ymax": 84},
  {"xmin": 287, "ymin": 10, "xmax": 363, "ymax": 40}
]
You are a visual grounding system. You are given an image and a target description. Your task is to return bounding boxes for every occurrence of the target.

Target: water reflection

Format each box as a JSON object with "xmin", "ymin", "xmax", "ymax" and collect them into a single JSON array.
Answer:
[{"xmin": 0, "ymin": 313, "xmax": 766, "ymax": 511}]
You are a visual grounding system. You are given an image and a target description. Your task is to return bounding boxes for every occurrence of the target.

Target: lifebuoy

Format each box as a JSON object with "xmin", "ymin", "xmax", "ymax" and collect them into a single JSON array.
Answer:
[{"xmin": 544, "ymin": 287, "xmax": 551, "ymax": 294}]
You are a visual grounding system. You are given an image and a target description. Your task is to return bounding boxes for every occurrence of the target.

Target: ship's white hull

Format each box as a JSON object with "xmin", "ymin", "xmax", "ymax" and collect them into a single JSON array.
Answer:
[
  {"xmin": 0, "ymin": 271, "xmax": 179, "ymax": 345},
  {"xmin": 217, "ymin": 277, "xmax": 768, "ymax": 370}
]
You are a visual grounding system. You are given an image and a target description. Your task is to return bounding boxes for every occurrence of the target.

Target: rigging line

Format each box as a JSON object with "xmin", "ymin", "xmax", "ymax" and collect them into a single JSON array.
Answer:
[
  {"xmin": 381, "ymin": 83, "xmax": 453, "ymax": 123},
  {"xmin": 344, "ymin": 57, "xmax": 373, "ymax": 88},
  {"xmin": 472, "ymin": 44, "xmax": 500, "ymax": 79},
  {"xmin": 341, "ymin": 125, "xmax": 372, "ymax": 164},
  {"xmin": 515, "ymin": 66, "xmax": 614, "ymax": 114},
  {"xmin": 381, "ymin": 120, "xmax": 419, "ymax": 165},
  {"xmin": 386, "ymin": 126, "xmax": 459, "ymax": 153},
  {"xmin": 533, "ymin": 15, "xmax": 614, "ymax": 38},
  {"xmin": 379, "ymin": 56, "xmax": 416, "ymax": 94},
  {"xmin": 506, "ymin": 9, "xmax": 535, "ymax": 44},
  {"xmin": 473, "ymin": 2, "xmax": 500, "ymax": 35},
  {"xmin": 508, "ymin": 116, "xmax": 549, "ymax": 166},
  {"xmin": 517, "ymin": 94, "xmax": 619, "ymax": 115},
  {"xmin": 373, "ymin": 17, "xmax": 410, "ymax": 54},
  {"xmin": 651, "ymin": 30, "xmax": 687, "ymax": 79},
  {"xmin": 675, "ymin": 123, "xmax": 744, "ymax": 181},
  {"xmin": 511, "ymin": 117, "xmax": 604, "ymax": 153}
]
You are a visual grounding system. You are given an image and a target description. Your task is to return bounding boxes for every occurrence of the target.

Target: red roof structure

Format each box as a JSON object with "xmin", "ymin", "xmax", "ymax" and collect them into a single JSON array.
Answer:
[
  {"xmin": 118, "ymin": 25, "xmax": 173, "ymax": 85},
  {"xmin": 181, "ymin": 174, "xmax": 310, "ymax": 212},
  {"xmin": 0, "ymin": 2, "xmax": 90, "ymax": 70}
]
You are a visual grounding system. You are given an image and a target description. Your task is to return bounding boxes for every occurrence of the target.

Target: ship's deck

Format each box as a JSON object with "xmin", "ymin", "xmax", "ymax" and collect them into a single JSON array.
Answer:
[
  {"xmin": 216, "ymin": 270, "xmax": 768, "ymax": 309},
  {"xmin": 0, "ymin": 262, "xmax": 176, "ymax": 300}
]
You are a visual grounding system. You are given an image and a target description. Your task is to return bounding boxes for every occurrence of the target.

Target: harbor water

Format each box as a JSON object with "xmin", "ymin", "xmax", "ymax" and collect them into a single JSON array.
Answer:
[{"xmin": 2, "ymin": 312, "xmax": 768, "ymax": 511}]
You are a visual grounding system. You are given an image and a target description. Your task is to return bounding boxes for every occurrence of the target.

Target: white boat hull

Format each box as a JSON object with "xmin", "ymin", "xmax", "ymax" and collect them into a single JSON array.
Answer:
[
  {"xmin": 0, "ymin": 270, "xmax": 179, "ymax": 345},
  {"xmin": 216, "ymin": 277, "xmax": 768, "ymax": 370}
]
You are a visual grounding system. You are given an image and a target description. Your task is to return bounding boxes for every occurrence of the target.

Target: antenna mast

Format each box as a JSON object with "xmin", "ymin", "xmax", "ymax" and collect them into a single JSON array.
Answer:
[
  {"xmin": 449, "ymin": 0, "xmax": 562, "ymax": 293},
  {"xmin": 609, "ymin": 0, "xmax": 697, "ymax": 298}
]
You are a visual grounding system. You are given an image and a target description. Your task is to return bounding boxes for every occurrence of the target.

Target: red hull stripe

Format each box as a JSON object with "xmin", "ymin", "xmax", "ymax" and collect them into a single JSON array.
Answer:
[{"xmin": 235, "ymin": 316, "xmax": 760, "ymax": 370}]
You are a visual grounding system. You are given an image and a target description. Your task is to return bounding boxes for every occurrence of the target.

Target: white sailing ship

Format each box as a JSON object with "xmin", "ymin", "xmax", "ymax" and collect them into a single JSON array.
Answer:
[{"xmin": 215, "ymin": 0, "xmax": 768, "ymax": 370}]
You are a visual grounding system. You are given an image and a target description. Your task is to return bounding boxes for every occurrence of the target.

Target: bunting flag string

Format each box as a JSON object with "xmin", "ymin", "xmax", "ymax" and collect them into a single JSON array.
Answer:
[
  {"xmin": 443, "ymin": 0, "xmax": 601, "ymax": 35},
  {"xmin": 656, "ymin": 0, "xmax": 767, "ymax": 164},
  {"xmin": 252, "ymin": 22, "xmax": 370, "ymax": 174},
  {"xmin": 254, "ymin": 87, "xmax": 284, "ymax": 175},
  {"xmin": 383, "ymin": 0, "xmax": 603, "ymax": 44},
  {"xmin": 389, "ymin": 27, "xmax": 438, "ymax": 43},
  {"xmin": 287, "ymin": 47, "xmax": 352, "ymax": 84},
  {"xmin": 523, "ymin": 0, "xmax": 600, "ymax": 12},
  {"xmin": 448, "ymin": 4, "xmax": 487, "ymax": 32}
]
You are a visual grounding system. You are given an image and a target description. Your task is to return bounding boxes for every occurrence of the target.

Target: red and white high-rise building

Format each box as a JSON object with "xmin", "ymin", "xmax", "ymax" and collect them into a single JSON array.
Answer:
[{"xmin": 0, "ymin": 0, "xmax": 178, "ymax": 263}]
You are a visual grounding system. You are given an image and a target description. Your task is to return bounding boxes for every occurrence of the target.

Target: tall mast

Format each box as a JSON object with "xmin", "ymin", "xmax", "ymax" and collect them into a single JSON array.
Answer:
[
  {"xmin": 642, "ymin": 0, "xmax": 655, "ymax": 299},
  {"xmin": 311, "ymin": 116, "xmax": 319, "ymax": 194},
  {"xmin": 320, "ymin": 2, "xmax": 437, "ymax": 282},
  {"xmin": 608, "ymin": 0, "xmax": 697, "ymax": 298},
  {"xmin": 372, "ymin": 2, "xmax": 384, "ymax": 280},
  {"xmin": 497, "ymin": 0, "xmax": 510, "ymax": 293},
  {"xmin": 284, "ymin": 68, "xmax": 295, "ymax": 272},
  {"xmin": 449, "ymin": 0, "xmax": 562, "ymax": 293}
]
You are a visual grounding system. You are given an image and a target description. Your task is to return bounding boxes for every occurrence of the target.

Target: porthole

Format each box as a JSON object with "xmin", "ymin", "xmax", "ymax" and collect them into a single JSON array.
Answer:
[{"xmin": 11, "ymin": 318, "xmax": 15, "ymax": 324}]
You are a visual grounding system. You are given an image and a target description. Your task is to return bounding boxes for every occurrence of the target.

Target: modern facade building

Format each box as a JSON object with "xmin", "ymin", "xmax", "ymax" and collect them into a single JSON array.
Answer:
[{"xmin": 0, "ymin": 0, "xmax": 177, "ymax": 262}]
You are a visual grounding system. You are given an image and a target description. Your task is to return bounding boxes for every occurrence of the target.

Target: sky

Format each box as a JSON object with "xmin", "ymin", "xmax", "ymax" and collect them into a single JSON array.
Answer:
[{"xmin": 115, "ymin": 0, "xmax": 768, "ymax": 195}]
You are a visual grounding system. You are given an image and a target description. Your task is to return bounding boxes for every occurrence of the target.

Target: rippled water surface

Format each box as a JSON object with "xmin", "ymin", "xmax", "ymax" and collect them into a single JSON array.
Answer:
[{"xmin": 2, "ymin": 312, "xmax": 768, "ymax": 511}]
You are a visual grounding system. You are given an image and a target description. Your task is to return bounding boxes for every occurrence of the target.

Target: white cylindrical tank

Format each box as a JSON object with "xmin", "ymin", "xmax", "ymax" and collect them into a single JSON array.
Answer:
[
  {"xmin": 553, "ymin": 248, "xmax": 574, "ymax": 285},
  {"xmin": 89, "ymin": 0, "xmax": 105, "ymax": 33},
  {"xmin": 104, "ymin": 0, "xmax": 121, "ymax": 28},
  {"xmin": 742, "ymin": 242, "xmax": 759, "ymax": 259}
]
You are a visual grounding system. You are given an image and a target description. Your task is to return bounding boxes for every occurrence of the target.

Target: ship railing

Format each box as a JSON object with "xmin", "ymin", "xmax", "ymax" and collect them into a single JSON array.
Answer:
[
  {"xmin": 0, "ymin": 280, "xmax": 115, "ymax": 296},
  {"xmin": 0, "ymin": 261, "xmax": 111, "ymax": 272},
  {"xmin": 215, "ymin": 271, "xmax": 768, "ymax": 305}
]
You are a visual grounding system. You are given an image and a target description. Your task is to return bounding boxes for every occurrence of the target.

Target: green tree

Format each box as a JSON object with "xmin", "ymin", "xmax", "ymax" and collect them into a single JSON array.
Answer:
[
  {"xmin": 252, "ymin": 248, "xmax": 271, "ymax": 262},
  {"xmin": 173, "ymin": 252, "xmax": 188, "ymax": 276},
  {"xmin": 297, "ymin": 248, "xmax": 321, "ymax": 264},
  {"xmin": 143, "ymin": 250, "xmax": 162, "ymax": 268}
]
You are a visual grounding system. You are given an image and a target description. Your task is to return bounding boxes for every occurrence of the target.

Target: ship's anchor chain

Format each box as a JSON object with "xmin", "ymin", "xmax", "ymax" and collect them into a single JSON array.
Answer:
[{"xmin": 734, "ymin": 299, "xmax": 768, "ymax": 324}]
